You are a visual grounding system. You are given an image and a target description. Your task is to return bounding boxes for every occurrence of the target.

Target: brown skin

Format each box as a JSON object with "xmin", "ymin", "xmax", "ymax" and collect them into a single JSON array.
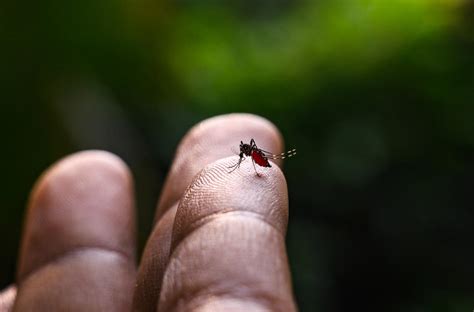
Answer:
[{"xmin": 1, "ymin": 114, "xmax": 296, "ymax": 311}]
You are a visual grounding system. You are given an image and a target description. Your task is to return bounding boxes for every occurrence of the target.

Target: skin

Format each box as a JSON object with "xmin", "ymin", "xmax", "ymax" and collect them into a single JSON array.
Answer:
[{"xmin": 0, "ymin": 113, "xmax": 297, "ymax": 312}]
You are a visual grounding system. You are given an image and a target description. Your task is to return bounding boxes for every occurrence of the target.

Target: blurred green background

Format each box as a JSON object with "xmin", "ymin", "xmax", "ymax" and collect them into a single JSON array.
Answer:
[{"xmin": 1, "ymin": 0, "xmax": 474, "ymax": 310}]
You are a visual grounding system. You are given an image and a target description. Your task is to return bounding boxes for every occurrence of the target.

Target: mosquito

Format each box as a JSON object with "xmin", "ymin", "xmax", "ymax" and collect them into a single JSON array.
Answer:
[{"xmin": 228, "ymin": 138, "xmax": 297, "ymax": 175}]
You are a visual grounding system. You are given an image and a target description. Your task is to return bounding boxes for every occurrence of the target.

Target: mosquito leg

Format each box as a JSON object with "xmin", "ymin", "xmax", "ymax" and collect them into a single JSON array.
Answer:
[
  {"xmin": 251, "ymin": 159, "xmax": 260, "ymax": 176},
  {"xmin": 228, "ymin": 161, "xmax": 240, "ymax": 173},
  {"xmin": 228, "ymin": 163, "xmax": 239, "ymax": 173},
  {"xmin": 251, "ymin": 139, "xmax": 258, "ymax": 151},
  {"xmin": 228, "ymin": 156, "xmax": 245, "ymax": 173}
]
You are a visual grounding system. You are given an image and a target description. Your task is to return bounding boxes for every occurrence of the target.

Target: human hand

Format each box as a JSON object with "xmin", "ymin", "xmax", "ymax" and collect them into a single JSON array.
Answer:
[{"xmin": 0, "ymin": 114, "xmax": 296, "ymax": 311}]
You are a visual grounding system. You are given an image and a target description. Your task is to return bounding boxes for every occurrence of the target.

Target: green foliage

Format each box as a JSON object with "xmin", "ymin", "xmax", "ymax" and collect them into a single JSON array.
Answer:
[{"xmin": 166, "ymin": 0, "xmax": 459, "ymax": 110}]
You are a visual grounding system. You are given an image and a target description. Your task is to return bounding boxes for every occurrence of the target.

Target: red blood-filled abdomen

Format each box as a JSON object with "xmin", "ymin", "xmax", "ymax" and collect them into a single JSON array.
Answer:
[{"xmin": 251, "ymin": 150, "xmax": 271, "ymax": 167}]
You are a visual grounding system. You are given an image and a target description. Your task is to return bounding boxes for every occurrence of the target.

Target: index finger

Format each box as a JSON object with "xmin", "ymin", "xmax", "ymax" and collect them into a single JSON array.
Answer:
[{"xmin": 133, "ymin": 114, "xmax": 292, "ymax": 311}]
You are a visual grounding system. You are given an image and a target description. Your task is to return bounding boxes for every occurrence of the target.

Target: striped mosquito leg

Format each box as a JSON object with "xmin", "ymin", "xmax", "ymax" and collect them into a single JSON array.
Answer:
[
  {"xmin": 271, "ymin": 149, "xmax": 297, "ymax": 159},
  {"xmin": 286, "ymin": 149, "xmax": 297, "ymax": 158}
]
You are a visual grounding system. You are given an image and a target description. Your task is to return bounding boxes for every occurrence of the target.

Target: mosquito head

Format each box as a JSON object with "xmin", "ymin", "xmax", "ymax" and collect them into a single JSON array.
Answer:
[{"xmin": 240, "ymin": 141, "xmax": 253, "ymax": 156}]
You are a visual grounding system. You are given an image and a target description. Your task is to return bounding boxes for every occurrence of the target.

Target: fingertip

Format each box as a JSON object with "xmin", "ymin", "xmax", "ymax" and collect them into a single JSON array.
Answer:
[
  {"xmin": 0, "ymin": 285, "xmax": 16, "ymax": 311},
  {"xmin": 18, "ymin": 150, "xmax": 136, "ymax": 280},
  {"xmin": 156, "ymin": 113, "xmax": 285, "ymax": 220},
  {"xmin": 30, "ymin": 150, "xmax": 132, "ymax": 201},
  {"xmin": 181, "ymin": 113, "xmax": 285, "ymax": 170},
  {"xmin": 172, "ymin": 156, "xmax": 289, "ymax": 254},
  {"xmin": 183, "ymin": 113, "xmax": 284, "ymax": 154}
]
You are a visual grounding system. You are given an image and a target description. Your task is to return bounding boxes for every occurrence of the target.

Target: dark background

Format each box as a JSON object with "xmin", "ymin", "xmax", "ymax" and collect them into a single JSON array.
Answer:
[{"xmin": 1, "ymin": 0, "xmax": 474, "ymax": 310}]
